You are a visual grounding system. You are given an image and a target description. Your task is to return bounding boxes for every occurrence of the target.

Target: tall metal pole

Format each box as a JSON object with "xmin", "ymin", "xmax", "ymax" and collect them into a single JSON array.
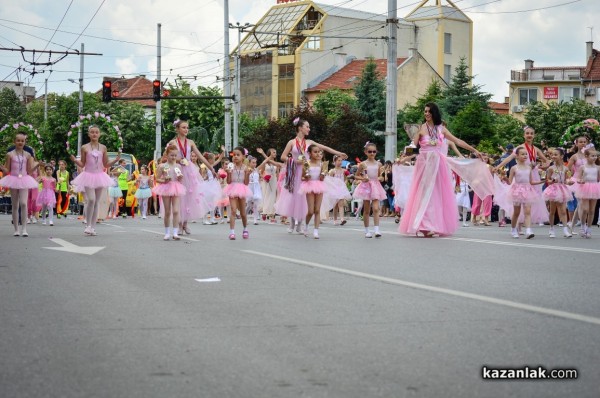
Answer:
[
  {"xmin": 44, "ymin": 78, "xmax": 48, "ymax": 121},
  {"xmin": 155, "ymin": 23, "xmax": 162, "ymax": 161},
  {"xmin": 77, "ymin": 43, "xmax": 85, "ymax": 157},
  {"xmin": 232, "ymin": 25, "xmax": 241, "ymax": 148},
  {"xmin": 385, "ymin": 0, "xmax": 398, "ymax": 161},
  {"xmin": 224, "ymin": 0, "xmax": 232, "ymax": 151}
]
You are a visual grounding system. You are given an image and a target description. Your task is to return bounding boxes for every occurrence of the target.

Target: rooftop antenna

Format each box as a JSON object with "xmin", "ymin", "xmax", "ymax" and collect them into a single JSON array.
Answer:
[{"xmin": 588, "ymin": 26, "xmax": 593, "ymax": 41}]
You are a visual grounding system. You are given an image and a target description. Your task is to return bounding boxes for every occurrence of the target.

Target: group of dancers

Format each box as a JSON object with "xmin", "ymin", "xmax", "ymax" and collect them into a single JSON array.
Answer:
[{"xmin": 2, "ymin": 103, "xmax": 599, "ymax": 241}]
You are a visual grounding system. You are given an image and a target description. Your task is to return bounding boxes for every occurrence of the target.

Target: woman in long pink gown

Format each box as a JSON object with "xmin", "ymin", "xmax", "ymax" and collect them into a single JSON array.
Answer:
[{"xmin": 399, "ymin": 103, "xmax": 492, "ymax": 237}]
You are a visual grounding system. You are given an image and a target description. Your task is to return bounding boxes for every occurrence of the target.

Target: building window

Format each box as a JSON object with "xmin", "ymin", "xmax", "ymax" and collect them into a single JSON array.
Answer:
[
  {"xmin": 444, "ymin": 33, "xmax": 452, "ymax": 54},
  {"xmin": 304, "ymin": 36, "xmax": 320, "ymax": 50},
  {"xmin": 559, "ymin": 87, "xmax": 581, "ymax": 103},
  {"xmin": 519, "ymin": 88, "xmax": 538, "ymax": 105},
  {"xmin": 444, "ymin": 64, "xmax": 452, "ymax": 83}
]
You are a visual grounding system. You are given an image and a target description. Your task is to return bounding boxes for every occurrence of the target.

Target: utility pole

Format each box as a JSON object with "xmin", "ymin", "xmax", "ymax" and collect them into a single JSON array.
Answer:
[
  {"xmin": 385, "ymin": 0, "xmax": 398, "ymax": 161},
  {"xmin": 155, "ymin": 23, "xmax": 162, "ymax": 162},
  {"xmin": 77, "ymin": 43, "xmax": 84, "ymax": 157},
  {"xmin": 229, "ymin": 22, "xmax": 253, "ymax": 149},
  {"xmin": 224, "ymin": 0, "xmax": 232, "ymax": 151},
  {"xmin": 44, "ymin": 78, "xmax": 48, "ymax": 122}
]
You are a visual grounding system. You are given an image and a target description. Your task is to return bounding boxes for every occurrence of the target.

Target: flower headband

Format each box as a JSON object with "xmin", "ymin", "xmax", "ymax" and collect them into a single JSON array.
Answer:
[
  {"xmin": 364, "ymin": 141, "xmax": 372, "ymax": 148},
  {"xmin": 293, "ymin": 117, "xmax": 300, "ymax": 126},
  {"xmin": 173, "ymin": 119, "xmax": 181, "ymax": 127}
]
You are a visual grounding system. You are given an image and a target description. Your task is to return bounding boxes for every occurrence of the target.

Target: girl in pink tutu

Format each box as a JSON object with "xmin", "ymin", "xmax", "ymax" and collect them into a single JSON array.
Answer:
[
  {"xmin": 36, "ymin": 165, "xmax": 57, "ymax": 226},
  {"xmin": 276, "ymin": 117, "xmax": 346, "ymax": 234},
  {"xmin": 507, "ymin": 147, "xmax": 543, "ymax": 239},
  {"xmin": 543, "ymin": 148, "xmax": 573, "ymax": 238},
  {"xmin": 298, "ymin": 144, "xmax": 328, "ymax": 239},
  {"xmin": 223, "ymin": 147, "xmax": 253, "ymax": 240},
  {"xmin": 574, "ymin": 148, "xmax": 600, "ymax": 238},
  {"xmin": 168, "ymin": 120, "xmax": 216, "ymax": 234},
  {"xmin": 0, "ymin": 132, "xmax": 40, "ymax": 236},
  {"xmin": 353, "ymin": 142, "xmax": 387, "ymax": 238},
  {"xmin": 153, "ymin": 144, "xmax": 186, "ymax": 240},
  {"xmin": 566, "ymin": 134, "xmax": 590, "ymax": 234},
  {"xmin": 323, "ymin": 155, "xmax": 351, "ymax": 226},
  {"xmin": 70, "ymin": 126, "xmax": 121, "ymax": 236}
]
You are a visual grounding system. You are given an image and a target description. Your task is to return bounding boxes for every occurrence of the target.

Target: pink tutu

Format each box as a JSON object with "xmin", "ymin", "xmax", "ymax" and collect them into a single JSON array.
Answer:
[
  {"xmin": 223, "ymin": 182, "xmax": 252, "ymax": 199},
  {"xmin": 152, "ymin": 181, "xmax": 185, "ymax": 197},
  {"xmin": 543, "ymin": 183, "xmax": 572, "ymax": 203},
  {"xmin": 509, "ymin": 183, "xmax": 539, "ymax": 205},
  {"xmin": 0, "ymin": 175, "xmax": 38, "ymax": 189},
  {"xmin": 299, "ymin": 179, "xmax": 326, "ymax": 194},
  {"xmin": 179, "ymin": 163, "xmax": 208, "ymax": 221},
  {"xmin": 352, "ymin": 180, "xmax": 387, "ymax": 201},
  {"xmin": 36, "ymin": 188, "xmax": 57, "ymax": 206},
  {"xmin": 574, "ymin": 182, "xmax": 600, "ymax": 199},
  {"xmin": 71, "ymin": 171, "xmax": 113, "ymax": 189}
]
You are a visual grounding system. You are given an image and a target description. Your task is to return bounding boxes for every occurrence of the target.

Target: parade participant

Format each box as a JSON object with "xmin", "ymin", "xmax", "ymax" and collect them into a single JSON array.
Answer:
[
  {"xmin": 168, "ymin": 120, "xmax": 216, "ymax": 234},
  {"xmin": 297, "ymin": 144, "xmax": 328, "ymax": 239},
  {"xmin": 276, "ymin": 117, "xmax": 346, "ymax": 234},
  {"xmin": 0, "ymin": 132, "xmax": 40, "ymax": 236},
  {"xmin": 247, "ymin": 155, "xmax": 270, "ymax": 225},
  {"xmin": 543, "ymin": 148, "xmax": 573, "ymax": 238},
  {"xmin": 399, "ymin": 103, "xmax": 490, "ymax": 237},
  {"xmin": 115, "ymin": 159, "xmax": 130, "ymax": 217},
  {"xmin": 36, "ymin": 165, "xmax": 57, "ymax": 226},
  {"xmin": 566, "ymin": 134, "xmax": 590, "ymax": 234},
  {"xmin": 152, "ymin": 144, "xmax": 185, "ymax": 240},
  {"xmin": 70, "ymin": 126, "xmax": 120, "ymax": 236},
  {"xmin": 55, "ymin": 160, "xmax": 70, "ymax": 219},
  {"xmin": 323, "ymin": 154, "xmax": 351, "ymax": 226},
  {"xmin": 257, "ymin": 148, "xmax": 281, "ymax": 223},
  {"xmin": 470, "ymin": 153, "xmax": 493, "ymax": 226},
  {"xmin": 135, "ymin": 165, "xmax": 153, "ymax": 219},
  {"xmin": 507, "ymin": 147, "xmax": 542, "ymax": 239},
  {"xmin": 573, "ymin": 148, "xmax": 600, "ymax": 238},
  {"xmin": 108, "ymin": 167, "xmax": 122, "ymax": 219},
  {"xmin": 454, "ymin": 172, "xmax": 471, "ymax": 227},
  {"xmin": 352, "ymin": 142, "xmax": 387, "ymax": 238},
  {"xmin": 201, "ymin": 152, "xmax": 224, "ymax": 225},
  {"xmin": 223, "ymin": 147, "xmax": 253, "ymax": 240}
]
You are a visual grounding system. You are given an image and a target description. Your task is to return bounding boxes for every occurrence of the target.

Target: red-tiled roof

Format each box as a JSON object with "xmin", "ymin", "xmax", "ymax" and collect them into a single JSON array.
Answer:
[
  {"xmin": 583, "ymin": 49, "xmax": 600, "ymax": 80},
  {"xmin": 95, "ymin": 76, "xmax": 156, "ymax": 108},
  {"xmin": 305, "ymin": 58, "xmax": 407, "ymax": 92},
  {"xmin": 489, "ymin": 101, "xmax": 509, "ymax": 115}
]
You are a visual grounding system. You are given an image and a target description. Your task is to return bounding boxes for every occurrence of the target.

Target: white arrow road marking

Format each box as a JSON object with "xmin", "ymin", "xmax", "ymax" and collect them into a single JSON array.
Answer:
[
  {"xmin": 195, "ymin": 277, "xmax": 221, "ymax": 283},
  {"xmin": 43, "ymin": 238, "xmax": 105, "ymax": 256}
]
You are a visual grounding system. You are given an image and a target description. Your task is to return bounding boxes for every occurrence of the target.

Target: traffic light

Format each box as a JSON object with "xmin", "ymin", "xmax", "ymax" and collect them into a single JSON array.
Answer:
[
  {"xmin": 152, "ymin": 80, "xmax": 161, "ymax": 101},
  {"xmin": 102, "ymin": 80, "xmax": 112, "ymax": 102}
]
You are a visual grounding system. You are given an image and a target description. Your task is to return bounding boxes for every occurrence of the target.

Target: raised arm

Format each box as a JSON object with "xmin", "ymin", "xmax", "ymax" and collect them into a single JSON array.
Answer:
[
  {"xmin": 443, "ymin": 128, "xmax": 480, "ymax": 158},
  {"xmin": 308, "ymin": 140, "xmax": 347, "ymax": 159}
]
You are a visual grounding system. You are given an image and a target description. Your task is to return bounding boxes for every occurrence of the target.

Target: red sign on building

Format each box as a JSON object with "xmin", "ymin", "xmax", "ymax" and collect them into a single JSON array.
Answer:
[{"xmin": 544, "ymin": 87, "xmax": 558, "ymax": 99}]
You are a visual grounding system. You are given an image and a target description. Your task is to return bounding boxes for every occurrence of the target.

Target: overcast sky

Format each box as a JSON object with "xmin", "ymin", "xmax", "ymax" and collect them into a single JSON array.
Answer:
[{"xmin": 0, "ymin": 0, "xmax": 597, "ymax": 104}]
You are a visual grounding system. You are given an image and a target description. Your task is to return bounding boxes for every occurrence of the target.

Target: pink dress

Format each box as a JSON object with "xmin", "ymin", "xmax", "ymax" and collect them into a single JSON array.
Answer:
[
  {"xmin": 36, "ymin": 177, "xmax": 57, "ymax": 207},
  {"xmin": 0, "ymin": 152, "xmax": 38, "ymax": 189},
  {"xmin": 174, "ymin": 140, "xmax": 208, "ymax": 221},
  {"xmin": 299, "ymin": 165, "xmax": 326, "ymax": 194},
  {"xmin": 152, "ymin": 164, "xmax": 186, "ymax": 197},
  {"xmin": 352, "ymin": 163, "xmax": 387, "ymax": 201},
  {"xmin": 223, "ymin": 166, "xmax": 252, "ymax": 199},
  {"xmin": 274, "ymin": 144, "xmax": 308, "ymax": 220},
  {"xmin": 71, "ymin": 149, "xmax": 113, "ymax": 188},
  {"xmin": 543, "ymin": 166, "xmax": 571, "ymax": 203},
  {"xmin": 398, "ymin": 132, "xmax": 459, "ymax": 236},
  {"xmin": 574, "ymin": 166, "xmax": 600, "ymax": 199},
  {"xmin": 509, "ymin": 167, "xmax": 539, "ymax": 204}
]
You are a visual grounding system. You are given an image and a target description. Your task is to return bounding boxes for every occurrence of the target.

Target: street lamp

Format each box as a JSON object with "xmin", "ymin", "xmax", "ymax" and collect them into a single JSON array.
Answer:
[{"xmin": 229, "ymin": 22, "xmax": 253, "ymax": 148}]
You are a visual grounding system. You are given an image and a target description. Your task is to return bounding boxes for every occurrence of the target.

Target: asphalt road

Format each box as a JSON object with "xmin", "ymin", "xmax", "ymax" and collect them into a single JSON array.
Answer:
[{"xmin": 1, "ymin": 213, "xmax": 599, "ymax": 398}]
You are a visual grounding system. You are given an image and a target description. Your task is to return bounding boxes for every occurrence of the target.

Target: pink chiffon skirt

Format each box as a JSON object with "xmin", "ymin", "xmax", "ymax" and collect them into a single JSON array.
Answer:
[
  {"xmin": 543, "ymin": 183, "xmax": 572, "ymax": 203},
  {"xmin": 352, "ymin": 180, "xmax": 387, "ymax": 201},
  {"xmin": 0, "ymin": 174, "xmax": 38, "ymax": 189},
  {"xmin": 179, "ymin": 163, "xmax": 208, "ymax": 221},
  {"xmin": 274, "ymin": 164, "xmax": 307, "ymax": 220},
  {"xmin": 153, "ymin": 181, "xmax": 185, "ymax": 197},
  {"xmin": 299, "ymin": 179, "xmax": 326, "ymax": 194},
  {"xmin": 509, "ymin": 183, "xmax": 540, "ymax": 205},
  {"xmin": 71, "ymin": 171, "xmax": 113, "ymax": 189},
  {"xmin": 223, "ymin": 182, "xmax": 252, "ymax": 199},
  {"xmin": 574, "ymin": 182, "xmax": 600, "ymax": 199},
  {"xmin": 36, "ymin": 188, "xmax": 57, "ymax": 206}
]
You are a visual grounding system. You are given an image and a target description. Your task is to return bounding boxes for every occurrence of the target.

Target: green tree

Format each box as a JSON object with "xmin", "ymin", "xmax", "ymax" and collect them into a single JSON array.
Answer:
[
  {"xmin": 441, "ymin": 57, "xmax": 492, "ymax": 118},
  {"xmin": 0, "ymin": 88, "xmax": 27, "ymax": 151},
  {"xmin": 354, "ymin": 59, "xmax": 386, "ymax": 132},
  {"xmin": 492, "ymin": 114, "xmax": 525, "ymax": 150},
  {"xmin": 449, "ymin": 100, "xmax": 494, "ymax": 146},
  {"xmin": 397, "ymin": 79, "xmax": 444, "ymax": 126},
  {"xmin": 313, "ymin": 88, "xmax": 357, "ymax": 122}
]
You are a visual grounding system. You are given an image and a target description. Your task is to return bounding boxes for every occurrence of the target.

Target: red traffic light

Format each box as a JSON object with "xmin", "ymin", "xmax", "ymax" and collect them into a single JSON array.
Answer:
[
  {"xmin": 102, "ymin": 80, "xmax": 112, "ymax": 102},
  {"xmin": 152, "ymin": 80, "xmax": 161, "ymax": 101},
  {"xmin": 162, "ymin": 89, "xmax": 170, "ymax": 97},
  {"xmin": 103, "ymin": 81, "xmax": 112, "ymax": 89}
]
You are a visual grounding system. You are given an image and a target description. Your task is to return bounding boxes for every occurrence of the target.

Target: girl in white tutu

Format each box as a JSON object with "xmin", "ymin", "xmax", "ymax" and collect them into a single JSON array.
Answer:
[
  {"xmin": 574, "ymin": 148, "xmax": 600, "ymax": 238},
  {"xmin": 323, "ymin": 154, "xmax": 351, "ymax": 226},
  {"xmin": 135, "ymin": 165, "xmax": 154, "ymax": 219},
  {"xmin": 107, "ymin": 169, "xmax": 122, "ymax": 219},
  {"xmin": 0, "ymin": 132, "xmax": 40, "ymax": 236},
  {"xmin": 36, "ymin": 165, "xmax": 57, "ymax": 226},
  {"xmin": 543, "ymin": 148, "xmax": 573, "ymax": 238},
  {"xmin": 246, "ymin": 155, "xmax": 272, "ymax": 225},
  {"xmin": 153, "ymin": 144, "xmax": 186, "ymax": 240},
  {"xmin": 352, "ymin": 142, "xmax": 387, "ymax": 238},
  {"xmin": 70, "ymin": 126, "xmax": 120, "ymax": 236},
  {"xmin": 299, "ymin": 144, "xmax": 328, "ymax": 239},
  {"xmin": 507, "ymin": 147, "xmax": 544, "ymax": 239},
  {"xmin": 223, "ymin": 147, "xmax": 253, "ymax": 240}
]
